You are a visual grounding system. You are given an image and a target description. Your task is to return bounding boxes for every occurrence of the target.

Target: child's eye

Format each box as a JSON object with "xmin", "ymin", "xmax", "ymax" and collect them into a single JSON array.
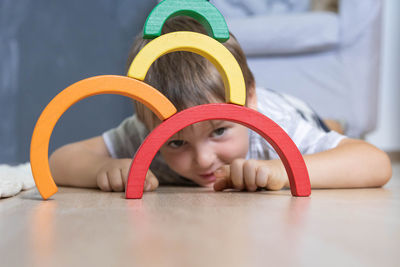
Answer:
[
  {"xmin": 167, "ymin": 140, "xmax": 186, "ymax": 149},
  {"xmin": 212, "ymin": 127, "xmax": 226, "ymax": 137}
]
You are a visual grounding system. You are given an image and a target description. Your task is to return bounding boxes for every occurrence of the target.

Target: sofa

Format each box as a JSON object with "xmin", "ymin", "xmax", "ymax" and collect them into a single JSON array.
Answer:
[{"xmin": 211, "ymin": 0, "xmax": 383, "ymax": 138}]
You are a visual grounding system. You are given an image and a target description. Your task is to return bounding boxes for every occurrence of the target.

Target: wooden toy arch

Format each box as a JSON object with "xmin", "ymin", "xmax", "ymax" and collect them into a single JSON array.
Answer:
[
  {"xmin": 30, "ymin": 75, "xmax": 177, "ymax": 200},
  {"xmin": 127, "ymin": 31, "xmax": 246, "ymax": 106},
  {"xmin": 144, "ymin": 0, "xmax": 229, "ymax": 42},
  {"xmin": 126, "ymin": 104, "xmax": 311, "ymax": 199}
]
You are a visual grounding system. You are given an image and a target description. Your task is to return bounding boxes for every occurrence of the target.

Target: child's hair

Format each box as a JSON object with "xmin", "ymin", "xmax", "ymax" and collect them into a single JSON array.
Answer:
[{"xmin": 126, "ymin": 16, "xmax": 255, "ymax": 130}]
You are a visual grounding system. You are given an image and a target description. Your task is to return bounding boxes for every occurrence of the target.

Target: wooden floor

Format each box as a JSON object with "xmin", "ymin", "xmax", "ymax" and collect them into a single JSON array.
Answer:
[{"xmin": 1, "ymin": 163, "xmax": 399, "ymax": 267}]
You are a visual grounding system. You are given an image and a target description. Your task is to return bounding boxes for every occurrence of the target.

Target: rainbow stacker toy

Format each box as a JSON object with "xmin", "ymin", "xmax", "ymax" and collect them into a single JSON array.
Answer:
[{"xmin": 30, "ymin": 0, "xmax": 311, "ymax": 200}]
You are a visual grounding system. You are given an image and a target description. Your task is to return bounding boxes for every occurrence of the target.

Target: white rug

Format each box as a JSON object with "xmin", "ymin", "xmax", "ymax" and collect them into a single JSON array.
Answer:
[{"xmin": 0, "ymin": 163, "xmax": 36, "ymax": 198}]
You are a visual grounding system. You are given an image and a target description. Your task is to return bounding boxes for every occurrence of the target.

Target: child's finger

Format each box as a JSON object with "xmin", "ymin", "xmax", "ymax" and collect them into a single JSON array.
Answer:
[
  {"xmin": 243, "ymin": 160, "xmax": 258, "ymax": 192},
  {"xmin": 213, "ymin": 165, "xmax": 232, "ymax": 191},
  {"xmin": 97, "ymin": 172, "xmax": 111, "ymax": 192},
  {"xmin": 214, "ymin": 165, "xmax": 230, "ymax": 179},
  {"xmin": 213, "ymin": 178, "xmax": 229, "ymax": 191},
  {"xmin": 108, "ymin": 169, "xmax": 124, "ymax": 192},
  {"xmin": 255, "ymin": 165, "xmax": 270, "ymax": 188},
  {"xmin": 230, "ymin": 159, "xmax": 245, "ymax": 190},
  {"xmin": 144, "ymin": 170, "xmax": 159, "ymax": 192},
  {"xmin": 122, "ymin": 166, "xmax": 130, "ymax": 186}
]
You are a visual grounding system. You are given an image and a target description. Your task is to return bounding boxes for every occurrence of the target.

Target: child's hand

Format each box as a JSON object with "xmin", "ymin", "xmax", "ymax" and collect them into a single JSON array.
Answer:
[
  {"xmin": 96, "ymin": 158, "xmax": 159, "ymax": 192},
  {"xmin": 213, "ymin": 159, "xmax": 287, "ymax": 192}
]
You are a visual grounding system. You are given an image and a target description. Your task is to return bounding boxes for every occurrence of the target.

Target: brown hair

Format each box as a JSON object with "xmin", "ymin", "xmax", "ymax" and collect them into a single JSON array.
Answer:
[
  {"xmin": 126, "ymin": 16, "xmax": 255, "ymax": 130},
  {"xmin": 311, "ymin": 0, "xmax": 338, "ymax": 13}
]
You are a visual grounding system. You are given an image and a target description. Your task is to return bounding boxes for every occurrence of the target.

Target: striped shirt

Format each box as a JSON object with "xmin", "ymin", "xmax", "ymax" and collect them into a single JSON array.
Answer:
[
  {"xmin": 247, "ymin": 87, "xmax": 345, "ymax": 160},
  {"xmin": 102, "ymin": 87, "xmax": 346, "ymax": 185}
]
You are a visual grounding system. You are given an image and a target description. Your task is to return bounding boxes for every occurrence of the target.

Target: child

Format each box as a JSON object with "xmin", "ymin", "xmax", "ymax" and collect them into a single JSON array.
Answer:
[{"xmin": 49, "ymin": 17, "xmax": 392, "ymax": 193}]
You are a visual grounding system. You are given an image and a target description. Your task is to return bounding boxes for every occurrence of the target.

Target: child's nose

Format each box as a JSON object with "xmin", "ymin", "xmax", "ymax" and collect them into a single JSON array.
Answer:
[{"xmin": 194, "ymin": 146, "xmax": 216, "ymax": 169}]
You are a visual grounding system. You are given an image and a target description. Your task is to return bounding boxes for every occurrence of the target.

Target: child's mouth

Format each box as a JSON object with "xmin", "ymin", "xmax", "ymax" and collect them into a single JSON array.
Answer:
[{"xmin": 199, "ymin": 173, "xmax": 217, "ymax": 182}]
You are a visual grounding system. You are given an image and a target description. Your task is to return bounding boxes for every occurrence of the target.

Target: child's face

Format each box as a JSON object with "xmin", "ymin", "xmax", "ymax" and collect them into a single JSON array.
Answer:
[
  {"xmin": 157, "ymin": 87, "xmax": 258, "ymax": 187},
  {"xmin": 159, "ymin": 120, "xmax": 250, "ymax": 187}
]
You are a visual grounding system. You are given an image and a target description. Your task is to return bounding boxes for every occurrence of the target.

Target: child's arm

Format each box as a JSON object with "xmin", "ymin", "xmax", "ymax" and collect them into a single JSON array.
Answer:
[
  {"xmin": 214, "ymin": 138, "xmax": 392, "ymax": 191},
  {"xmin": 49, "ymin": 136, "xmax": 158, "ymax": 192}
]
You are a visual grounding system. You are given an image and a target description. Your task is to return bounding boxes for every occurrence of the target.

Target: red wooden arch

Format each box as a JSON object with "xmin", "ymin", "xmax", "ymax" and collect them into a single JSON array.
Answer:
[{"xmin": 126, "ymin": 104, "xmax": 311, "ymax": 198}]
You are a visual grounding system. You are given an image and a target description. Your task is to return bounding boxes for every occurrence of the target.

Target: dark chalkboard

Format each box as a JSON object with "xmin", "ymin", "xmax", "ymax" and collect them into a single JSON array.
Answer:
[{"xmin": 0, "ymin": 0, "xmax": 158, "ymax": 164}]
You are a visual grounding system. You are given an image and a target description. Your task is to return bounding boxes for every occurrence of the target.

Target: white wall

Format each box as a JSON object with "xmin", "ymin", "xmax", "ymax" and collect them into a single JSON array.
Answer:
[{"xmin": 366, "ymin": 0, "xmax": 400, "ymax": 151}]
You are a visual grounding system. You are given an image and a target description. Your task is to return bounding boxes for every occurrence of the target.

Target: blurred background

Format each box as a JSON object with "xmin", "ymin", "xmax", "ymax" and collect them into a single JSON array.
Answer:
[
  {"xmin": 365, "ymin": 0, "xmax": 400, "ymax": 153},
  {"xmin": 0, "ymin": 0, "xmax": 158, "ymax": 164},
  {"xmin": 0, "ymin": 0, "xmax": 399, "ymax": 164}
]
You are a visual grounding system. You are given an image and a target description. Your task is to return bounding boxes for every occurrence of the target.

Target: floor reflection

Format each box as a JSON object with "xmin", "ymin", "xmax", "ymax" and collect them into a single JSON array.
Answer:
[{"xmin": 29, "ymin": 201, "xmax": 57, "ymax": 267}]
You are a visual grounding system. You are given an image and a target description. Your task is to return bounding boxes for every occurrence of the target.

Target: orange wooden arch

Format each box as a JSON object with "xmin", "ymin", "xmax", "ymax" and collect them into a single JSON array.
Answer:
[
  {"xmin": 30, "ymin": 75, "xmax": 177, "ymax": 199},
  {"xmin": 125, "ymin": 103, "xmax": 311, "ymax": 199}
]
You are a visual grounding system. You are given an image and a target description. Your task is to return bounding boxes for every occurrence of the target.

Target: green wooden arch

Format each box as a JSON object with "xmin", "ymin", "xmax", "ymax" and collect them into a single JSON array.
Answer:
[{"xmin": 144, "ymin": 0, "xmax": 229, "ymax": 42}]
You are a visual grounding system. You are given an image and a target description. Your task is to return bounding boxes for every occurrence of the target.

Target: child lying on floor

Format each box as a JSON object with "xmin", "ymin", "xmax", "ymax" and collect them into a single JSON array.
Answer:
[{"xmin": 49, "ymin": 17, "xmax": 392, "ymax": 193}]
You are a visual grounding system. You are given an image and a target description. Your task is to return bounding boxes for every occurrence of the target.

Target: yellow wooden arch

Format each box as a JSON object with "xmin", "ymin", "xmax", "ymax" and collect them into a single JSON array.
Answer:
[
  {"xmin": 127, "ymin": 31, "xmax": 246, "ymax": 106},
  {"xmin": 30, "ymin": 75, "xmax": 177, "ymax": 199}
]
